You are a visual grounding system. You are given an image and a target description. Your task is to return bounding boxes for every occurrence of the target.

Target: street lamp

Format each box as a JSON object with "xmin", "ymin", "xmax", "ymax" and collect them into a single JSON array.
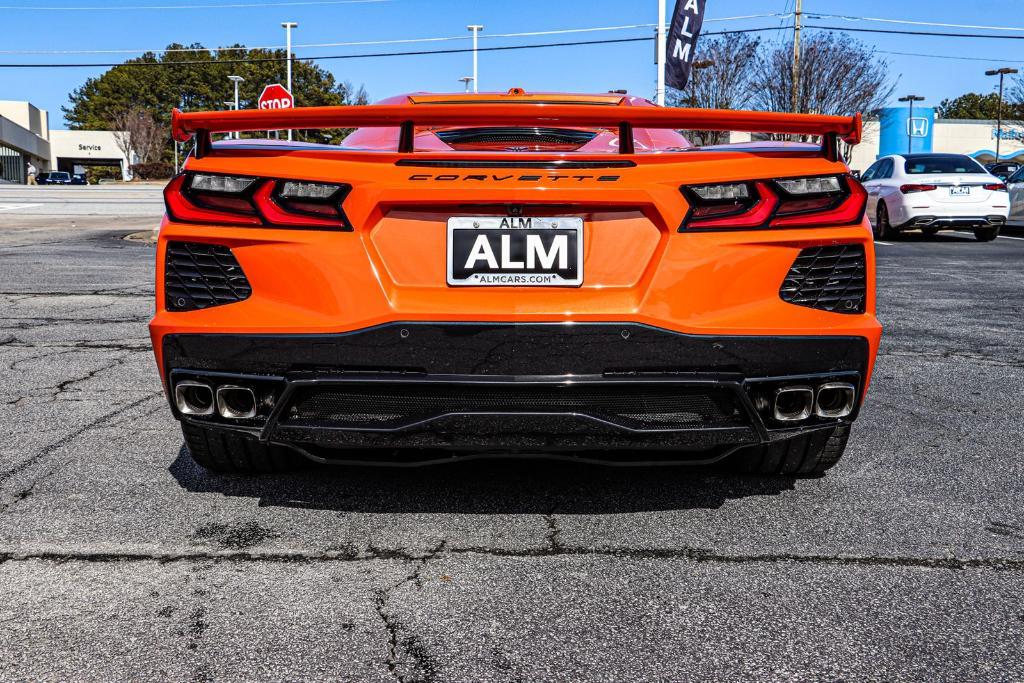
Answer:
[
  {"xmin": 467, "ymin": 25, "xmax": 483, "ymax": 93},
  {"xmin": 898, "ymin": 95, "xmax": 925, "ymax": 155},
  {"xmin": 985, "ymin": 67, "xmax": 1018, "ymax": 162},
  {"xmin": 458, "ymin": 76, "xmax": 474, "ymax": 93},
  {"xmin": 228, "ymin": 75, "xmax": 244, "ymax": 139},
  {"xmin": 281, "ymin": 21, "xmax": 298, "ymax": 140}
]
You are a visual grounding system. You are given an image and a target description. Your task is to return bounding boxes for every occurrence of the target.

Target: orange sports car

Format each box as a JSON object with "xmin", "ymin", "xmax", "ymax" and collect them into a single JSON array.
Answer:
[{"xmin": 152, "ymin": 89, "xmax": 879, "ymax": 475}]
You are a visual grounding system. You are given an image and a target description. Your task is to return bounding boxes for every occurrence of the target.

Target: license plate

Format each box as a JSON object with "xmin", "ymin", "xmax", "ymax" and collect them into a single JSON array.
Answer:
[
  {"xmin": 446, "ymin": 216, "xmax": 583, "ymax": 287},
  {"xmin": 949, "ymin": 186, "xmax": 971, "ymax": 196}
]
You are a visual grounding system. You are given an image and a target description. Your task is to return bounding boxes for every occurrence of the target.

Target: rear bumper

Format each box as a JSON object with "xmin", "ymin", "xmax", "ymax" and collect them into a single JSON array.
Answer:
[
  {"xmin": 898, "ymin": 214, "xmax": 1007, "ymax": 230},
  {"xmin": 161, "ymin": 322, "xmax": 871, "ymax": 459}
]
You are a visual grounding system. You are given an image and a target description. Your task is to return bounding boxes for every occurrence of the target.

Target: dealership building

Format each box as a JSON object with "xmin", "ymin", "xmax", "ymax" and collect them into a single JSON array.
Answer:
[{"xmin": 0, "ymin": 101, "xmax": 129, "ymax": 183}]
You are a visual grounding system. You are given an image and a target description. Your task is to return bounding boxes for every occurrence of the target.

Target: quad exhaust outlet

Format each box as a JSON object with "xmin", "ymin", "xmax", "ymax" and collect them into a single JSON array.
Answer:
[
  {"xmin": 772, "ymin": 382, "xmax": 856, "ymax": 422},
  {"xmin": 216, "ymin": 385, "xmax": 257, "ymax": 419},
  {"xmin": 174, "ymin": 381, "xmax": 214, "ymax": 415}
]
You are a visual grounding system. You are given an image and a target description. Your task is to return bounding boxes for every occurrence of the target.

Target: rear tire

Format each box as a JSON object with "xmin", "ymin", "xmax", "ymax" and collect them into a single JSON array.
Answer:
[
  {"xmin": 874, "ymin": 203, "xmax": 898, "ymax": 240},
  {"xmin": 182, "ymin": 423, "xmax": 302, "ymax": 473},
  {"xmin": 728, "ymin": 425, "xmax": 851, "ymax": 476},
  {"xmin": 921, "ymin": 227, "xmax": 940, "ymax": 237},
  {"xmin": 974, "ymin": 226, "xmax": 1000, "ymax": 242}
]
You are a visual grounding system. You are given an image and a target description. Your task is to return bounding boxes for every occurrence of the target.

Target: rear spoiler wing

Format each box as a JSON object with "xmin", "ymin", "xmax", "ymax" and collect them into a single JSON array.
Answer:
[{"xmin": 171, "ymin": 104, "xmax": 862, "ymax": 158}]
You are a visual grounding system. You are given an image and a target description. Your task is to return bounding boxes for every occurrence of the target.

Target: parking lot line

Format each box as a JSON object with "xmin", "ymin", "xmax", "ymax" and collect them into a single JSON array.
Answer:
[
  {"xmin": 874, "ymin": 241, "xmax": 895, "ymax": 246},
  {"xmin": 0, "ymin": 204, "xmax": 42, "ymax": 212}
]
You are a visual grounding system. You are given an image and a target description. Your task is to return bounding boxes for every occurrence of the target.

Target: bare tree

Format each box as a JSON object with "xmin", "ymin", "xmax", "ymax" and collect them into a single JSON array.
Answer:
[
  {"xmin": 667, "ymin": 35, "xmax": 760, "ymax": 146},
  {"xmin": 110, "ymin": 107, "xmax": 164, "ymax": 169},
  {"xmin": 750, "ymin": 32, "xmax": 895, "ymax": 124}
]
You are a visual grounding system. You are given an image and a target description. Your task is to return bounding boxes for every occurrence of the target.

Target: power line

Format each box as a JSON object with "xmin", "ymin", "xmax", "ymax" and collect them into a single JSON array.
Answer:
[
  {"xmin": 877, "ymin": 49, "xmax": 1024, "ymax": 64},
  {"xmin": 0, "ymin": 24, "xmax": 660, "ymax": 55},
  {"xmin": 0, "ymin": 0, "xmax": 386, "ymax": 9},
  {"xmin": 805, "ymin": 24, "xmax": 1024, "ymax": 40},
  {"xmin": 0, "ymin": 27, "xmax": 781, "ymax": 69},
  {"xmin": 809, "ymin": 13, "xmax": 1024, "ymax": 33},
  {"xmin": 0, "ymin": 14, "xmax": 787, "ymax": 55}
]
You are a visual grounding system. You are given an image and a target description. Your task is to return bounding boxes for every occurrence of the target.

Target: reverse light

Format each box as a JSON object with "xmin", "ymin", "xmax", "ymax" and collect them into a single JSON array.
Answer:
[
  {"xmin": 190, "ymin": 173, "xmax": 256, "ymax": 193},
  {"xmin": 690, "ymin": 182, "xmax": 750, "ymax": 201},
  {"xmin": 900, "ymin": 184, "xmax": 937, "ymax": 194},
  {"xmin": 776, "ymin": 176, "xmax": 841, "ymax": 195}
]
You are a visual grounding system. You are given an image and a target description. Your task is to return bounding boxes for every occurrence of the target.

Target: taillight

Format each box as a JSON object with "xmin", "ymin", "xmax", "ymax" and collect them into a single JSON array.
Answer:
[
  {"xmin": 983, "ymin": 182, "xmax": 1007, "ymax": 192},
  {"xmin": 680, "ymin": 174, "xmax": 865, "ymax": 230},
  {"xmin": 900, "ymin": 184, "xmax": 937, "ymax": 194},
  {"xmin": 163, "ymin": 172, "xmax": 352, "ymax": 230}
]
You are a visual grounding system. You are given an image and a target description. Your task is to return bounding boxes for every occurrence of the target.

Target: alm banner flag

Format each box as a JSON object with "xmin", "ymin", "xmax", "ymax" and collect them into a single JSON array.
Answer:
[{"xmin": 665, "ymin": 0, "xmax": 707, "ymax": 91}]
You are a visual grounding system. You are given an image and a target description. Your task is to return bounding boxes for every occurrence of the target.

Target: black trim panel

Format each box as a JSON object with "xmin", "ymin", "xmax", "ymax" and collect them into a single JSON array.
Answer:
[{"xmin": 162, "ymin": 322, "xmax": 869, "ymax": 378}]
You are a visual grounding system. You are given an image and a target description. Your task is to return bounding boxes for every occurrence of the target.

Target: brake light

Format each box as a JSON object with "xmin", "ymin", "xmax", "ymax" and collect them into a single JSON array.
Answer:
[
  {"xmin": 983, "ymin": 182, "xmax": 1007, "ymax": 191},
  {"xmin": 900, "ymin": 184, "xmax": 937, "ymax": 194},
  {"xmin": 680, "ymin": 174, "xmax": 864, "ymax": 230},
  {"xmin": 163, "ymin": 172, "xmax": 352, "ymax": 230}
]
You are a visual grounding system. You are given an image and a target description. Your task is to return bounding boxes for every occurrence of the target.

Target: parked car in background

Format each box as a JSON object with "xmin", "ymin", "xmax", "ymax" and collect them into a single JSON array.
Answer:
[
  {"xmin": 862, "ymin": 153, "xmax": 1009, "ymax": 241},
  {"xmin": 71, "ymin": 173, "xmax": 87, "ymax": 185},
  {"xmin": 985, "ymin": 161, "xmax": 1021, "ymax": 181},
  {"xmin": 1007, "ymin": 166, "xmax": 1024, "ymax": 226},
  {"xmin": 37, "ymin": 171, "xmax": 73, "ymax": 185}
]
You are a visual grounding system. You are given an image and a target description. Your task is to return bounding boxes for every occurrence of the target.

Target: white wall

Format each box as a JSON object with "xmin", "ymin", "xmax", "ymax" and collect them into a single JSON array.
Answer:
[{"xmin": 49, "ymin": 130, "xmax": 130, "ymax": 179}]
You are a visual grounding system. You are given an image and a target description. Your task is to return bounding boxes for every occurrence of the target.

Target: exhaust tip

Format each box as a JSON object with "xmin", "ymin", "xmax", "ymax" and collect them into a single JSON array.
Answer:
[
  {"xmin": 174, "ymin": 381, "xmax": 214, "ymax": 416},
  {"xmin": 815, "ymin": 382, "xmax": 856, "ymax": 418},
  {"xmin": 773, "ymin": 386, "xmax": 814, "ymax": 422},
  {"xmin": 216, "ymin": 385, "xmax": 257, "ymax": 419}
]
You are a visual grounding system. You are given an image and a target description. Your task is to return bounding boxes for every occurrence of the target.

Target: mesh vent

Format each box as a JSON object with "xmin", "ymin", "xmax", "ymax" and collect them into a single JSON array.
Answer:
[
  {"xmin": 282, "ymin": 383, "xmax": 746, "ymax": 432},
  {"xmin": 165, "ymin": 241, "xmax": 252, "ymax": 312},
  {"xmin": 436, "ymin": 127, "xmax": 597, "ymax": 147},
  {"xmin": 780, "ymin": 245, "xmax": 866, "ymax": 314}
]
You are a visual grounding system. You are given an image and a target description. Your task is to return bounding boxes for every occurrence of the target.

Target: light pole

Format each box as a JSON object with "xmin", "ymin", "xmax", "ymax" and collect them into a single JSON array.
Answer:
[
  {"xmin": 656, "ymin": 0, "xmax": 666, "ymax": 106},
  {"xmin": 467, "ymin": 25, "xmax": 483, "ymax": 93},
  {"xmin": 281, "ymin": 21, "xmax": 298, "ymax": 140},
  {"xmin": 228, "ymin": 75, "xmax": 244, "ymax": 139},
  {"xmin": 986, "ymin": 67, "xmax": 1018, "ymax": 162},
  {"xmin": 898, "ymin": 95, "xmax": 925, "ymax": 155},
  {"xmin": 458, "ymin": 76, "xmax": 474, "ymax": 93}
]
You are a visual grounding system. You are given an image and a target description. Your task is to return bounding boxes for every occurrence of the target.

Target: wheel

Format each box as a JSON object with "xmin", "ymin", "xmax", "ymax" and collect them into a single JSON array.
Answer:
[
  {"xmin": 181, "ymin": 423, "xmax": 302, "ymax": 473},
  {"xmin": 874, "ymin": 202, "xmax": 898, "ymax": 240},
  {"xmin": 974, "ymin": 226, "xmax": 999, "ymax": 242},
  {"xmin": 921, "ymin": 227, "xmax": 940, "ymax": 237},
  {"xmin": 727, "ymin": 425, "xmax": 851, "ymax": 476}
]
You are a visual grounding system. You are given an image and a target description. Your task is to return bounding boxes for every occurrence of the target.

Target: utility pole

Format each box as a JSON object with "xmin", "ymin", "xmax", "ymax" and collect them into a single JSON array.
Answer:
[
  {"xmin": 898, "ymin": 94, "xmax": 925, "ymax": 155},
  {"xmin": 986, "ymin": 67, "xmax": 1018, "ymax": 162},
  {"xmin": 656, "ymin": 0, "xmax": 667, "ymax": 106},
  {"xmin": 467, "ymin": 25, "xmax": 483, "ymax": 93},
  {"xmin": 791, "ymin": 0, "xmax": 803, "ymax": 113},
  {"xmin": 228, "ymin": 75, "xmax": 244, "ymax": 139},
  {"xmin": 281, "ymin": 21, "xmax": 298, "ymax": 140}
]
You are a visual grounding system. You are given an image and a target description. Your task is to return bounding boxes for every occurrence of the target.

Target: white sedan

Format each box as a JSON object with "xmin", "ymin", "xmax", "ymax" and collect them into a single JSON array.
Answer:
[
  {"xmin": 1007, "ymin": 166, "xmax": 1024, "ymax": 226},
  {"xmin": 860, "ymin": 153, "xmax": 1009, "ymax": 241}
]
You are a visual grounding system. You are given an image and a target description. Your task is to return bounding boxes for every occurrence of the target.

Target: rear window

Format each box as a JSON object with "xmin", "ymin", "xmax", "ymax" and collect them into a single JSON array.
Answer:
[
  {"xmin": 52, "ymin": 172, "xmax": 70, "ymax": 180},
  {"xmin": 904, "ymin": 155, "xmax": 986, "ymax": 175}
]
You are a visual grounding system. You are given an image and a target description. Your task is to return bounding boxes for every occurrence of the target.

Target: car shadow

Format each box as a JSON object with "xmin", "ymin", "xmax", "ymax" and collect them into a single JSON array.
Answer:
[{"xmin": 168, "ymin": 445, "xmax": 798, "ymax": 514}]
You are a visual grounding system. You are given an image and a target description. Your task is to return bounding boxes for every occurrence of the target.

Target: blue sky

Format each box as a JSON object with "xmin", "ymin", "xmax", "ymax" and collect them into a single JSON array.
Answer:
[{"xmin": 2, "ymin": 0, "xmax": 1022, "ymax": 127}]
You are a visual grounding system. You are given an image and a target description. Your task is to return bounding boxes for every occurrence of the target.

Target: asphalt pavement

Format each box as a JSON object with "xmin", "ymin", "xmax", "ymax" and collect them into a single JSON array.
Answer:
[{"xmin": 1, "ymin": 185, "xmax": 1023, "ymax": 681}]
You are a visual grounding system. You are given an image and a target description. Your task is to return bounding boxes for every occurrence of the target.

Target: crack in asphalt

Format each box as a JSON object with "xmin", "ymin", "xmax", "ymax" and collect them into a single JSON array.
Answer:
[
  {"xmin": 1, "ymin": 546, "xmax": 1022, "ymax": 571},
  {"xmin": 0, "ymin": 391, "xmax": 163, "ymax": 510},
  {"xmin": 374, "ymin": 541, "xmax": 446, "ymax": 683}
]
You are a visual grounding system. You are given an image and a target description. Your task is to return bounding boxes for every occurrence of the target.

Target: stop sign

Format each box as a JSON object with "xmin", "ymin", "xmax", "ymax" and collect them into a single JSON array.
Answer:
[{"xmin": 258, "ymin": 84, "xmax": 294, "ymax": 110}]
